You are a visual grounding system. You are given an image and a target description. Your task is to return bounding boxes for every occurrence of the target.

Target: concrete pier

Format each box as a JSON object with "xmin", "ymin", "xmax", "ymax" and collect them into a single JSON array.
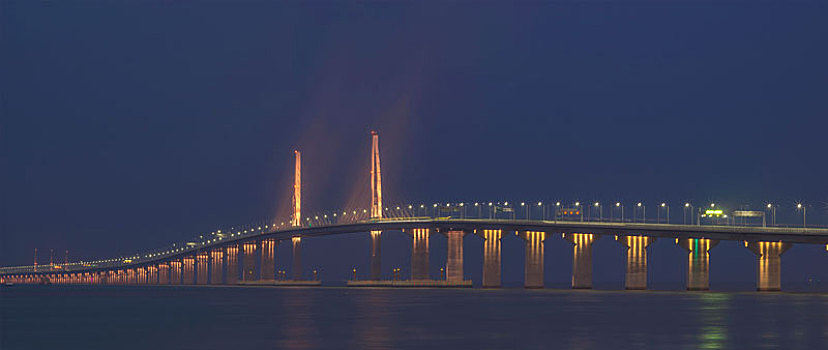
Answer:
[
  {"xmin": 196, "ymin": 252, "xmax": 208, "ymax": 285},
  {"xmin": 128, "ymin": 269, "xmax": 137, "ymax": 284},
  {"xmin": 210, "ymin": 249, "xmax": 224, "ymax": 284},
  {"xmin": 137, "ymin": 267, "xmax": 146, "ymax": 284},
  {"xmin": 519, "ymin": 231, "xmax": 546, "ymax": 288},
  {"xmin": 170, "ymin": 260, "xmax": 182, "ymax": 285},
  {"xmin": 446, "ymin": 231, "xmax": 466, "ymax": 284},
  {"xmin": 677, "ymin": 238, "xmax": 719, "ymax": 291},
  {"xmin": 411, "ymin": 228, "xmax": 430, "ymax": 280},
  {"xmin": 617, "ymin": 235, "xmax": 655, "ymax": 290},
  {"xmin": 147, "ymin": 265, "xmax": 158, "ymax": 284},
  {"xmin": 242, "ymin": 242, "xmax": 257, "ymax": 281},
  {"xmin": 480, "ymin": 229, "xmax": 502, "ymax": 288},
  {"xmin": 747, "ymin": 241, "xmax": 792, "ymax": 291},
  {"xmin": 370, "ymin": 231, "xmax": 382, "ymax": 280},
  {"xmin": 183, "ymin": 256, "xmax": 195, "ymax": 285},
  {"xmin": 226, "ymin": 245, "xmax": 239, "ymax": 284},
  {"xmin": 564, "ymin": 233, "xmax": 598, "ymax": 289},
  {"xmin": 446, "ymin": 230, "xmax": 466, "ymax": 284},
  {"xmin": 158, "ymin": 263, "xmax": 169, "ymax": 284},
  {"xmin": 260, "ymin": 239, "xmax": 275, "ymax": 281},
  {"xmin": 292, "ymin": 237, "xmax": 303, "ymax": 280}
]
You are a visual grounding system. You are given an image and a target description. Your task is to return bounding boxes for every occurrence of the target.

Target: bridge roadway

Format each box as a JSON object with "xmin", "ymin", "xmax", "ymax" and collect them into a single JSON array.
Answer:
[{"xmin": 3, "ymin": 218, "xmax": 827, "ymax": 291}]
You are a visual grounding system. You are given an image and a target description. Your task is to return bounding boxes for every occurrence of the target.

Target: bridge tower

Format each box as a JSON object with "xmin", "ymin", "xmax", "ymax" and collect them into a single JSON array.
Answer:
[
  {"xmin": 292, "ymin": 150, "xmax": 301, "ymax": 227},
  {"xmin": 291, "ymin": 150, "xmax": 303, "ymax": 281},
  {"xmin": 369, "ymin": 131, "xmax": 383, "ymax": 280}
]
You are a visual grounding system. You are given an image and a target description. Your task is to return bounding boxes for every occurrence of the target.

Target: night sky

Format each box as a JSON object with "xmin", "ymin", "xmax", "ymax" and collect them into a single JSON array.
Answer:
[{"xmin": 2, "ymin": 1, "xmax": 826, "ymax": 285}]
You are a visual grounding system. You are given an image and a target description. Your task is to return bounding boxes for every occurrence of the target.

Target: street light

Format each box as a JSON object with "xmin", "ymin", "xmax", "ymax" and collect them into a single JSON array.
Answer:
[
  {"xmin": 796, "ymin": 203, "xmax": 806, "ymax": 228},
  {"xmin": 765, "ymin": 203, "xmax": 776, "ymax": 227},
  {"xmin": 637, "ymin": 202, "xmax": 646, "ymax": 223},
  {"xmin": 575, "ymin": 202, "xmax": 583, "ymax": 222},
  {"xmin": 594, "ymin": 202, "xmax": 602, "ymax": 221},
  {"xmin": 683, "ymin": 203, "xmax": 694, "ymax": 225},
  {"xmin": 659, "ymin": 203, "xmax": 669, "ymax": 224},
  {"xmin": 615, "ymin": 202, "xmax": 624, "ymax": 222},
  {"xmin": 537, "ymin": 202, "xmax": 544, "ymax": 220}
]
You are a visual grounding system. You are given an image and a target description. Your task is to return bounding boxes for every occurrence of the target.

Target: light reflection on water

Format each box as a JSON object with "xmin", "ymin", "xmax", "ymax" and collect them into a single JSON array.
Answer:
[{"xmin": 1, "ymin": 286, "xmax": 826, "ymax": 350}]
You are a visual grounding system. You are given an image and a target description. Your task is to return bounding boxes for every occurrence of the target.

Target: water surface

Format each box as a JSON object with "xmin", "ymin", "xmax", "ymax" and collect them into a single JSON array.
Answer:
[{"xmin": 1, "ymin": 286, "xmax": 826, "ymax": 349}]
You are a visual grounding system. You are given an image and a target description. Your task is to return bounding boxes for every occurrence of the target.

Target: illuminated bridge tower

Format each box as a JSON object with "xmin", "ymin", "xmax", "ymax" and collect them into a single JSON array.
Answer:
[
  {"xmin": 291, "ymin": 150, "xmax": 303, "ymax": 281},
  {"xmin": 747, "ymin": 241, "xmax": 791, "ymax": 291},
  {"xmin": 677, "ymin": 238, "xmax": 719, "ymax": 291},
  {"xmin": 617, "ymin": 235, "xmax": 655, "ymax": 290},
  {"xmin": 369, "ymin": 130, "xmax": 383, "ymax": 281},
  {"xmin": 564, "ymin": 233, "xmax": 599, "ymax": 289}
]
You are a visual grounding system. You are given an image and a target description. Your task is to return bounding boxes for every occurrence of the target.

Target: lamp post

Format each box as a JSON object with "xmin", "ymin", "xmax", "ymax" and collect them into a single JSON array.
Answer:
[
  {"xmin": 659, "ymin": 203, "xmax": 669, "ymax": 224},
  {"xmin": 555, "ymin": 202, "xmax": 561, "ymax": 222},
  {"xmin": 683, "ymin": 203, "xmax": 694, "ymax": 225},
  {"xmin": 537, "ymin": 202, "xmax": 544, "ymax": 220},
  {"xmin": 616, "ymin": 202, "xmax": 624, "ymax": 222},
  {"xmin": 594, "ymin": 202, "xmax": 602, "ymax": 222},
  {"xmin": 796, "ymin": 203, "xmax": 806, "ymax": 228},
  {"xmin": 765, "ymin": 203, "xmax": 776, "ymax": 227},
  {"xmin": 575, "ymin": 202, "xmax": 583, "ymax": 222},
  {"xmin": 521, "ymin": 202, "xmax": 528, "ymax": 220},
  {"xmin": 636, "ymin": 203, "xmax": 645, "ymax": 223}
]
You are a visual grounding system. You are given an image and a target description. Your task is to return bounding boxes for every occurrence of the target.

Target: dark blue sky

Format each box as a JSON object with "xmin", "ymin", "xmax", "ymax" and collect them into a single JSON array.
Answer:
[{"xmin": 2, "ymin": 1, "xmax": 826, "ymax": 284}]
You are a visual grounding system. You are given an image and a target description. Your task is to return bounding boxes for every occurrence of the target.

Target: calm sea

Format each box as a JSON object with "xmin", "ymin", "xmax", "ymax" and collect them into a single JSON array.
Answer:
[{"xmin": 1, "ymin": 285, "xmax": 826, "ymax": 350}]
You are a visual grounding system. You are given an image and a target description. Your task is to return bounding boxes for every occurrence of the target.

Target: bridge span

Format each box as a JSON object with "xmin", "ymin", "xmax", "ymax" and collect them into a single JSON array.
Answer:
[{"xmin": 2, "ymin": 218, "xmax": 827, "ymax": 291}]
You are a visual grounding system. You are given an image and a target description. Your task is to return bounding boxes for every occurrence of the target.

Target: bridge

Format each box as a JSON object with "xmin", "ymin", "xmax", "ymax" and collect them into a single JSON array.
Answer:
[{"xmin": 2, "ymin": 131, "xmax": 827, "ymax": 291}]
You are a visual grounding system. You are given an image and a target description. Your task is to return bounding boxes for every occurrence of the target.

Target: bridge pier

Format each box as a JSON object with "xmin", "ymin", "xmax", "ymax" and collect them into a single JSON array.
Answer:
[
  {"xmin": 158, "ymin": 263, "xmax": 169, "ymax": 284},
  {"xmin": 128, "ymin": 269, "xmax": 137, "ymax": 284},
  {"xmin": 260, "ymin": 239, "xmax": 275, "ymax": 281},
  {"xmin": 564, "ymin": 233, "xmax": 598, "ymax": 289},
  {"xmin": 226, "ymin": 245, "xmax": 239, "ymax": 284},
  {"xmin": 196, "ymin": 252, "xmax": 208, "ymax": 285},
  {"xmin": 183, "ymin": 256, "xmax": 195, "ymax": 285},
  {"xmin": 478, "ymin": 229, "xmax": 502, "ymax": 288},
  {"xmin": 519, "ymin": 231, "xmax": 546, "ymax": 289},
  {"xmin": 147, "ymin": 265, "xmax": 157, "ymax": 284},
  {"xmin": 210, "ymin": 249, "xmax": 224, "ymax": 284},
  {"xmin": 137, "ymin": 267, "xmax": 146, "ymax": 284},
  {"xmin": 617, "ymin": 235, "xmax": 655, "ymax": 290},
  {"xmin": 170, "ymin": 260, "xmax": 182, "ymax": 285},
  {"xmin": 370, "ymin": 231, "xmax": 382, "ymax": 280},
  {"xmin": 242, "ymin": 242, "xmax": 257, "ymax": 281},
  {"xmin": 411, "ymin": 229, "xmax": 430, "ymax": 280},
  {"xmin": 292, "ymin": 237, "xmax": 303, "ymax": 281},
  {"xmin": 747, "ymin": 241, "xmax": 792, "ymax": 291},
  {"xmin": 445, "ymin": 230, "xmax": 467, "ymax": 284},
  {"xmin": 677, "ymin": 238, "xmax": 719, "ymax": 291}
]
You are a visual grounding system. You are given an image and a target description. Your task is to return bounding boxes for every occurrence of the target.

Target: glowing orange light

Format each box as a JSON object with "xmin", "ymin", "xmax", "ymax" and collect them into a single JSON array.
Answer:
[{"xmin": 292, "ymin": 150, "xmax": 301, "ymax": 227}]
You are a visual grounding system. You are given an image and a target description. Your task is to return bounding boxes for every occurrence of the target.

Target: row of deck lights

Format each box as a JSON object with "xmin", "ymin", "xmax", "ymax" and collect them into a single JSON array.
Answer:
[{"xmin": 13, "ymin": 200, "xmax": 814, "ymax": 274}]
